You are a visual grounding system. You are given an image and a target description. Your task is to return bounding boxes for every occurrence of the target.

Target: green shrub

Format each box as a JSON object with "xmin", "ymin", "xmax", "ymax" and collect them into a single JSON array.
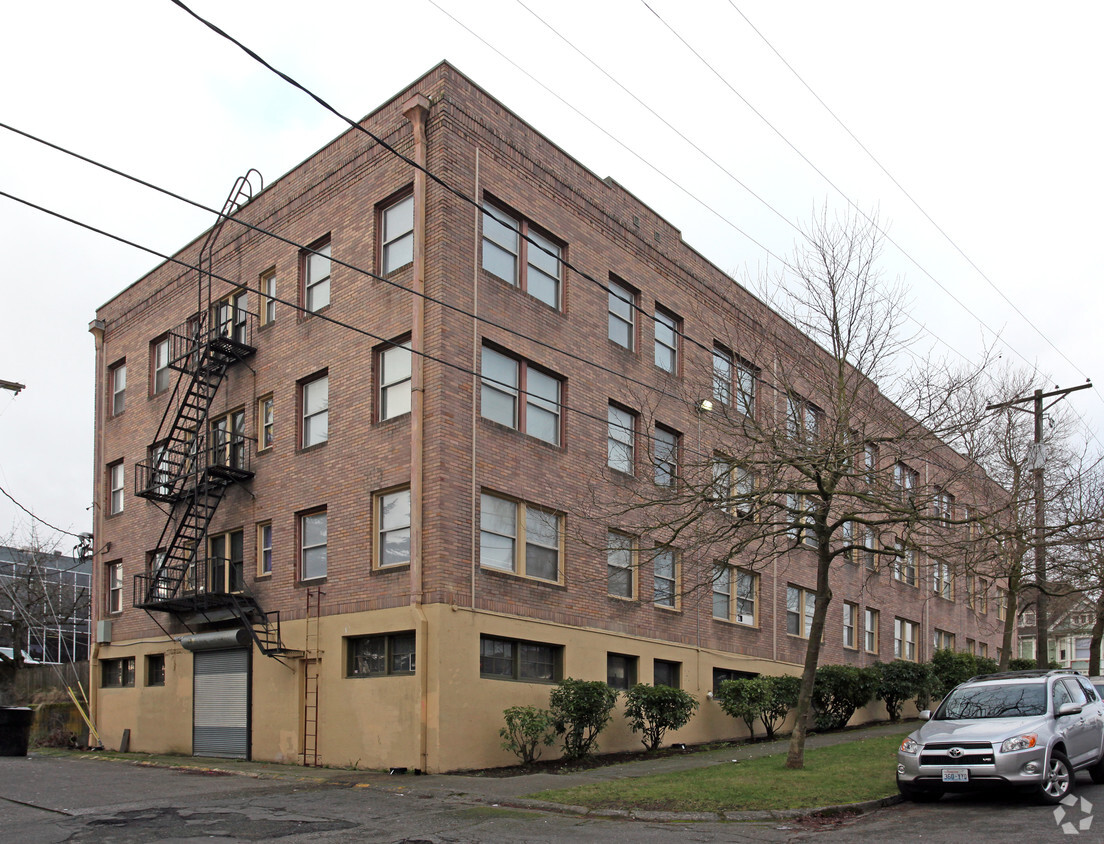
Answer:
[
  {"xmin": 623, "ymin": 684, "xmax": 698, "ymax": 751},
  {"xmin": 874, "ymin": 660, "xmax": 933, "ymax": 721},
  {"xmin": 811, "ymin": 665, "xmax": 878, "ymax": 730},
  {"xmin": 498, "ymin": 705, "xmax": 556, "ymax": 764},
  {"xmin": 715, "ymin": 676, "xmax": 771, "ymax": 739},
  {"xmin": 549, "ymin": 678, "xmax": 619, "ymax": 760},
  {"xmin": 761, "ymin": 675, "xmax": 801, "ymax": 739},
  {"xmin": 1008, "ymin": 657, "xmax": 1036, "ymax": 671},
  {"xmin": 930, "ymin": 649, "xmax": 1000, "ymax": 698}
]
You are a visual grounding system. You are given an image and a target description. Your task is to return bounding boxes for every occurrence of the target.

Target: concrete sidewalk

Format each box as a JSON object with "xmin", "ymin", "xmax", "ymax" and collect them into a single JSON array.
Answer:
[{"xmin": 38, "ymin": 721, "xmax": 910, "ymax": 821}]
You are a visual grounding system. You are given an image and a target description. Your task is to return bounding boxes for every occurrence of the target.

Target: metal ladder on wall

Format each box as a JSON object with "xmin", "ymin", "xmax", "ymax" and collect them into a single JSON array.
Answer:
[{"xmin": 301, "ymin": 588, "xmax": 323, "ymax": 767}]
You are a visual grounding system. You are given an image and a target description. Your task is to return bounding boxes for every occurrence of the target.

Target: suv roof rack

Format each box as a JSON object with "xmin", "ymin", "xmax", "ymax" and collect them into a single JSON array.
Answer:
[{"xmin": 967, "ymin": 669, "xmax": 1081, "ymax": 682}]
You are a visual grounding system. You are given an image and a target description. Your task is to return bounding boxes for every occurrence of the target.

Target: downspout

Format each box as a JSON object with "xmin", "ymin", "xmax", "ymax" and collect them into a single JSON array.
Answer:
[
  {"xmin": 87, "ymin": 319, "xmax": 106, "ymax": 734},
  {"xmin": 402, "ymin": 94, "xmax": 431, "ymax": 775},
  {"xmin": 470, "ymin": 149, "xmax": 480, "ymax": 611}
]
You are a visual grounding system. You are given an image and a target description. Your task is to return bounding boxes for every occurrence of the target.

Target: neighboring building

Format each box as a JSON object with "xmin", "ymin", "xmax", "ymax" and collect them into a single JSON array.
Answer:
[
  {"xmin": 1018, "ymin": 596, "xmax": 1100, "ymax": 671},
  {"xmin": 0, "ymin": 545, "xmax": 91, "ymax": 665},
  {"xmin": 88, "ymin": 62, "xmax": 1006, "ymax": 771}
]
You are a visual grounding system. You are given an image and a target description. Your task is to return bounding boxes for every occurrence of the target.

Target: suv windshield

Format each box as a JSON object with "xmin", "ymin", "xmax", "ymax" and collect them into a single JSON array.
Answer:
[{"xmin": 935, "ymin": 683, "xmax": 1047, "ymax": 719}]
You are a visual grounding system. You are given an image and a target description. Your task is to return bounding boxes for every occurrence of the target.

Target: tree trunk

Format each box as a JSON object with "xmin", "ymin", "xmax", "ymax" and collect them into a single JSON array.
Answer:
[
  {"xmin": 999, "ymin": 581, "xmax": 1018, "ymax": 670},
  {"xmin": 1089, "ymin": 593, "xmax": 1104, "ymax": 677},
  {"xmin": 786, "ymin": 551, "xmax": 833, "ymax": 769}
]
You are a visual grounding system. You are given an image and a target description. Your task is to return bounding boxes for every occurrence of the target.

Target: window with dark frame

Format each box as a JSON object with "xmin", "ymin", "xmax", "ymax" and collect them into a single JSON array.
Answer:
[
  {"xmin": 481, "ymin": 202, "xmax": 563, "ymax": 309},
  {"xmin": 606, "ymin": 653, "xmax": 637, "ymax": 690},
  {"xmin": 210, "ymin": 408, "xmax": 246, "ymax": 471},
  {"xmin": 654, "ymin": 659, "xmax": 680, "ymax": 688},
  {"xmin": 146, "ymin": 654, "xmax": 165, "ymax": 686},
  {"xmin": 480, "ymin": 345, "xmax": 561, "ymax": 445},
  {"xmin": 347, "ymin": 632, "xmax": 416, "ymax": 676},
  {"xmin": 381, "ymin": 194, "xmax": 415, "ymax": 274},
  {"xmin": 209, "ymin": 529, "xmax": 244, "ymax": 593},
  {"xmin": 712, "ymin": 667, "xmax": 757, "ymax": 693},
  {"xmin": 479, "ymin": 635, "xmax": 561, "ymax": 682},
  {"xmin": 214, "ymin": 289, "xmax": 248, "ymax": 344},
  {"xmin": 101, "ymin": 657, "xmax": 135, "ymax": 688}
]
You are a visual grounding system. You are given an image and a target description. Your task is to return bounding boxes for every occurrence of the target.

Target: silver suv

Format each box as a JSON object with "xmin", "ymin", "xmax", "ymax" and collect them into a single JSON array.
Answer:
[{"xmin": 897, "ymin": 669, "xmax": 1104, "ymax": 804}]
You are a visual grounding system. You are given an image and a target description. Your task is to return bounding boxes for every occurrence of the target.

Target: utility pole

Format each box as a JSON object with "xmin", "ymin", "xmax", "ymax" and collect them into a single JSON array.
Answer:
[{"xmin": 987, "ymin": 381, "xmax": 1092, "ymax": 669}]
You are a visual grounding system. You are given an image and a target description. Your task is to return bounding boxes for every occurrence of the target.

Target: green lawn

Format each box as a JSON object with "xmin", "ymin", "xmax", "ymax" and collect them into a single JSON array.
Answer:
[{"xmin": 527, "ymin": 733, "xmax": 905, "ymax": 813}]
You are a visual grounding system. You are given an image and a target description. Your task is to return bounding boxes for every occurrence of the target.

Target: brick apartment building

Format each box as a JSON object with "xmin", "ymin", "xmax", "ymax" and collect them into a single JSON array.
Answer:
[{"xmin": 88, "ymin": 62, "xmax": 1006, "ymax": 771}]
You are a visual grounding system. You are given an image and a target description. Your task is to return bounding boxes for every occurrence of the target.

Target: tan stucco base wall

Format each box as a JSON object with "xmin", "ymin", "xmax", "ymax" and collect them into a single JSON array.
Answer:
[{"xmin": 97, "ymin": 605, "xmax": 912, "ymax": 772}]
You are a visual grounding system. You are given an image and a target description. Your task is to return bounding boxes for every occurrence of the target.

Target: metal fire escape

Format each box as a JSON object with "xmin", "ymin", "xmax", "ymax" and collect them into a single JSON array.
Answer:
[{"xmin": 131, "ymin": 171, "xmax": 291, "ymax": 657}]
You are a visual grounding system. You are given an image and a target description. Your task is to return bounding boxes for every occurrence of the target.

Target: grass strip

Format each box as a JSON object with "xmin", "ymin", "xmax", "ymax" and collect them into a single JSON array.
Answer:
[{"xmin": 527, "ymin": 733, "xmax": 905, "ymax": 813}]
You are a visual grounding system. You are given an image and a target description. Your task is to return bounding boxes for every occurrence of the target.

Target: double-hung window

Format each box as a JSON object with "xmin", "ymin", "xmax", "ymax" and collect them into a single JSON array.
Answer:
[
  {"xmin": 303, "ymin": 240, "xmax": 331, "ymax": 312},
  {"xmin": 843, "ymin": 602, "xmax": 858, "ymax": 648},
  {"xmin": 257, "ymin": 521, "xmax": 273, "ymax": 576},
  {"xmin": 894, "ymin": 461, "xmax": 918, "ymax": 505},
  {"xmin": 480, "ymin": 346, "xmax": 561, "ymax": 445},
  {"xmin": 787, "ymin": 585, "xmax": 815, "ymax": 637},
  {"xmin": 377, "ymin": 488, "xmax": 411, "ymax": 568},
  {"xmin": 736, "ymin": 359, "xmax": 758, "ymax": 417},
  {"xmin": 653, "ymin": 548, "xmax": 677, "ymax": 608},
  {"xmin": 894, "ymin": 617, "xmax": 918, "ymax": 661},
  {"xmin": 715, "ymin": 565, "xmax": 757, "ymax": 624},
  {"xmin": 607, "ymin": 531, "xmax": 634, "ymax": 598},
  {"xmin": 301, "ymin": 373, "xmax": 328, "ymax": 448},
  {"xmin": 479, "ymin": 492, "xmax": 562, "ymax": 582},
  {"xmin": 608, "ymin": 279, "xmax": 635, "ymax": 349},
  {"xmin": 379, "ymin": 340, "xmax": 412, "ymax": 421},
  {"xmin": 260, "ymin": 269, "xmax": 277, "ymax": 325},
  {"xmin": 787, "ymin": 394, "xmax": 820, "ymax": 439},
  {"xmin": 893, "ymin": 541, "xmax": 918, "ymax": 587},
  {"xmin": 481, "ymin": 203, "xmax": 562, "ymax": 309},
  {"xmin": 933, "ymin": 560, "xmax": 953, "ymax": 599},
  {"xmin": 933, "ymin": 629, "xmax": 955, "ymax": 651},
  {"xmin": 607, "ymin": 404, "xmax": 635, "ymax": 474},
  {"xmin": 108, "ymin": 462, "xmax": 124, "ymax": 515},
  {"xmin": 300, "ymin": 509, "xmax": 327, "ymax": 580},
  {"xmin": 258, "ymin": 395, "xmax": 274, "ymax": 451},
  {"xmin": 865, "ymin": 608, "xmax": 879, "ymax": 653},
  {"xmin": 151, "ymin": 337, "xmax": 170, "ymax": 395},
  {"xmin": 653, "ymin": 308, "xmax": 679, "ymax": 373},
  {"xmin": 712, "ymin": 346, "xmax": 732, "ymax": 406},
  {"xmin": 110, "ymin": 361, "xmax": 126, "ymax": 416},
  {"xmin": 106, "ymin": 561, "xmax": 123, "ymax": 614},
  {"xmin": 381, "ymin": 194, "xmax": 414, "ymax": 274},
  {"xmin": 653, "ymin": 425, "xmax": 678, "ymax": 486}
]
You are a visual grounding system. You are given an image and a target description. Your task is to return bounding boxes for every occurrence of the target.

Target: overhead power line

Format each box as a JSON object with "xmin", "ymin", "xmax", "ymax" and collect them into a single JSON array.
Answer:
[{"xmin": 0, "ymin": 482, "xmax": 86, "ymax": 539}]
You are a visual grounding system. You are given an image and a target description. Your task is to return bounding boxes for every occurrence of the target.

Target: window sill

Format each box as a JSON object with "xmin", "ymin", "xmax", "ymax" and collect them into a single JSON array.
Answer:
[
  {"xmin": 653, "ymin": 603, "xmax": 681, "ymax": 613},
  {"xmin": 480, "ymin": 269, "xmax": 565, "ymax": 316},
  {"xmin": 374, "ymin": 562, "xmax": 411, "ymax": 574},
  {"xmin": 479, "ymin": 417, "xmax": 563, "ymax": 451},
  {"xmin": 298, "ymin": 577, "xmax": 328, "ymax": 586},
  {"xmin": 255, "ymin": 573, "xmax": 272, "ymax": 581},
  {"xmin": 607, "ymin": 594, "xmax": 636, "ymax": 603},
  {"xmin": 297, "ymin": 441, "xmax": 328, "ymax": 455},
  {"xmin": 345, "ymin": 672, "xmax": 416, "ymax": 680},
  {"xmin": 714, "ymin": 618, "xmax": 758, "ymax": 630},
  {"xmin": 479, "ymin": 566, "xmax": 565, "ymax": 589},
  {"xmin": 479, "ymin": 674, "xmax": 559, "ymax": 685},
  {"xmin": 377, "ymin": 411, "xmax": 411, "ymax": 428}
]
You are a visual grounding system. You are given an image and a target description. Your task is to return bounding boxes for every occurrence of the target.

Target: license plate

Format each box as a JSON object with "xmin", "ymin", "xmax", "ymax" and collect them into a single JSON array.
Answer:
[{"xmin": 942, "ymin": 768, "xmax": 969, "ymax": 783}]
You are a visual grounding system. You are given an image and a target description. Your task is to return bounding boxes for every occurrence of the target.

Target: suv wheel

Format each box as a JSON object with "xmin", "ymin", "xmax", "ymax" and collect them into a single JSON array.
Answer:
[{"xmin": 1037, "ymin": 750, "xmax": 1074, "ymax": 805}]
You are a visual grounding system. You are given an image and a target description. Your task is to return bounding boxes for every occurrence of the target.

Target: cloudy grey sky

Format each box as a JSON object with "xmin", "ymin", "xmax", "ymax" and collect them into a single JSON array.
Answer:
[{"xmin": 0, "ymin": 0, "xmax": 1100, "ymax": 541}]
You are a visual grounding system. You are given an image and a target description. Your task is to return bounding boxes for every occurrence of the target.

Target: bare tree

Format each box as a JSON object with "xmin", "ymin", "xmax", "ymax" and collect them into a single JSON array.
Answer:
[
  {"xmin": 0, "ymin": 528, "xmax": 91, "ymax": 698},
  {"xmin": 592, "ymin": 210, "xmax": 992, "ymax": 768}
]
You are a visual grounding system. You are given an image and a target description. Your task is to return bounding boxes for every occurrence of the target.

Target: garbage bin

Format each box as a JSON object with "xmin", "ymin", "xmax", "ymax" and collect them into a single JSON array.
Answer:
[{"xmin": 0, "ymin": 707, "xmax": 34, "ymax": 756}]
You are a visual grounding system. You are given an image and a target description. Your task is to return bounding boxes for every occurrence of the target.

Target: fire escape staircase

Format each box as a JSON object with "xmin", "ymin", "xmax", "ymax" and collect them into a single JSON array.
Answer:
[{"xmin": 130, "ymin": 170, "xmax": 292, "ymax": 658}]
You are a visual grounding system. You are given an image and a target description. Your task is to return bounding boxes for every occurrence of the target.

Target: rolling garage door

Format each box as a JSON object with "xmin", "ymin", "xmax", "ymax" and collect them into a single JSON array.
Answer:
[{"xmin": 193, "ymin": 648, "xmax": 250, "ymax": 759}]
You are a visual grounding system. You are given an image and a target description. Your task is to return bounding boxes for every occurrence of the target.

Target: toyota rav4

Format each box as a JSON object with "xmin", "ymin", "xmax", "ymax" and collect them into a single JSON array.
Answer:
[{"xmin": 897, "ymin": 669, "xmax": 1104, "ymax": 804}]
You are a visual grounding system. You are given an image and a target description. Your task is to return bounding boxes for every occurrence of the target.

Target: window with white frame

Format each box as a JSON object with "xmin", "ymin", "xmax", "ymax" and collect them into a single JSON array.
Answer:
[
  {"xmin": 480, "ymin": 346, "xmax": 561, "ymax": 445},
  {"xmin": 608, "ymin": 278, "xmax": 635, "ymax": 349},
  {"xmin": 653, "ymin": 548, "xmax": 677, "ymax": 608},
  {"xmin": 108, "ymin": 462, "xmax": 124, "ymax": 515},
  {"xmin": 260, "ymin": 268, "xmax": 276, "ymax": 325},
  {"xmin": 379, "ymin": 340, "xmax": 412, "ymax": 421},
  {"xmin": 300, "ymin": 510, "xmax": 327, "ymax": 580},
  {"xmin": 865, "ymin": 608, "xmax": 879, "ymax": 653},
  {"xmin": 653, "ymin": 425, "xmax": 678, "ymax": 487},
  {"xmin": 712, "ymin": 346, "xmax": 732, "ymax": 406},
  {"xmin": 347, "ymin": 631, "xmax": 416, "ymax": 676},
  {"xmin": 712, "ymin": 564, "xmax": 731, "ymax": 620},
  {"xmin": 893, "ymin": 541, "xmax": 918, "ymax": 587},
  {"xmin": 481, "ymin": 203, "xmax": 563, "ymax": 309},
  {"xmin": 151, "ymin": 337, "xmax": 170, "ymax": 395},
  {"xmin": 607, "ymin": 531, "xmax": 634, "ymax": 598},
  {"xmin": 257, "ymin": 521, "xmax": 273, "ymax": 576},
  {"xmin": 106, "ymin": 560, "xmax": 122, "ymax": 614},
  {"xmin": 843, "ymin": 602, "xmax": 858, "ymax": 649},
  {"xmin": 214, "ymin": 289, "xmax": 248, "ymax": 344},
  {"xmin": 479, "ymin": 492, "xmax": 561, "ymax": 582},
  {"xmin": 787, "ymin": 585, "xmax": 815, "ymax": 637},
  {"xmin": 110, "ymin": 361, "xmax": 126, "ymax": 416},
  {"xmin": 607, "ymin": 404, "xmax": 636, "ymax": 474},
  {"xmin": 301, "ymin": 373, "xmax": 328, "ymax": 448},
  {"xmin": 653, "ymin": 308, "xmax": 678, "ymax": 373},
  {"xmin": 258, "ymin": 395, "xmax": 274, "ymax": 451},
  {"xmin": 303, "ymin": 240, "xmax": 331, "ymax": 312},
  {"xmin": 894, "ymin": 617, "xmax": 918, "ymax": 661},
  {"xmin": 381, "ymin": 194, "xmax": 414, "ymax": 274},
  {"xmin": 377, "ymin": 488, "xmax": 411, "ymax": 568}
]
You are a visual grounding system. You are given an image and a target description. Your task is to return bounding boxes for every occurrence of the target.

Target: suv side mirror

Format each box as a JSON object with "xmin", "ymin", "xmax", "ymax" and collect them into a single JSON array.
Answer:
[
  {"xmin": 919, "ymin": 710, "xmax": 931, "ymax": 721},
  {"xmin": 1057, "ymin": 701, "xmax": 1083, "ymax": 718}
]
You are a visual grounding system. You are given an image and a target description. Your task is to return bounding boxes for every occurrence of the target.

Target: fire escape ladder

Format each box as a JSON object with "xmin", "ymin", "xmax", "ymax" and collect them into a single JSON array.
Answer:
[
  {"xmin": 225, "ymin": 593, "xmax": 291, "ymax": 657},
  {"xmin": 301, "ymin": 588, "xmax": 323, "ymax": 767}
]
